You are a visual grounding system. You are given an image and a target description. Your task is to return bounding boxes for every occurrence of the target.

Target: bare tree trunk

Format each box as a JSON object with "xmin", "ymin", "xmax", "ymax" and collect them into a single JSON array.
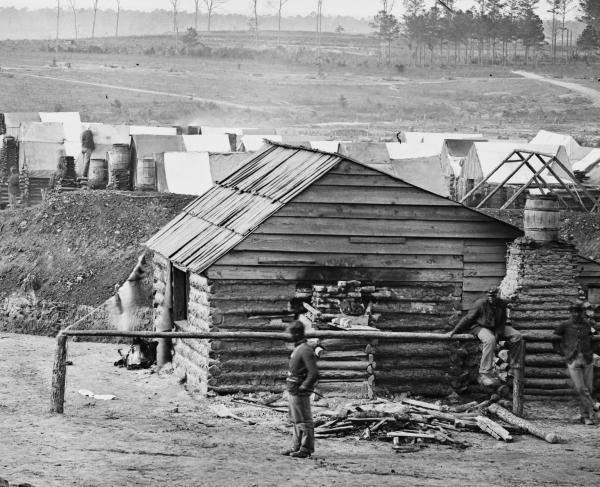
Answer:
[
  {"xmin": 208, "ymin": 6, "xmax": 213, "ymax": 31},
  {"xmin": 91, "ymin": 0, "xmax": 98, "ymax": 38},
  {"xmin": 56, "ymin": 0, "xmax": 60, "ymax": 41},
  {"xmin": 68, "ymin": 0, "xmax": 78, "ymax": 40},
  {"xmin": 115, "ymin": 0, "xmax": 120, "ymax": 37}
]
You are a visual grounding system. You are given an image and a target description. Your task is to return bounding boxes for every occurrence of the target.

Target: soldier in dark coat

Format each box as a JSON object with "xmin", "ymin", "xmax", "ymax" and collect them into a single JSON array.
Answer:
[
  {"xmin": 282, "ymin": 321, "xmax": 319, "ymax": 459},
  {"xmin": 448, "ymin": 287, "xmax": 523, "ymax": 387},
  {"xmin": 554, "ymin": 301, "xmax": 598, "ymax": 425}
]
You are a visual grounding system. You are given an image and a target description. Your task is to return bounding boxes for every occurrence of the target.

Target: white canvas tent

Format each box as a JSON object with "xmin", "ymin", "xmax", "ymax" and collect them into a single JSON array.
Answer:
[
  {"xmin": 130, "ymin": 126, "xmax": 178, "ymax": 136},
  {"xmin": 399, "ymin": 132, "xmax": 484, "ymax": 152},
  {"xmin": 240, "ymin": 135, "xmax": 283, "ymax": 152},
  {"xmin": 82, "ymin": 123, "xmax": 131, "ymax": 159},
  {"xmin": 573, "ymin": 149, "xmax": 600, "ymax": 185},
  {"xmin": 530, "ymin": 130, "xmax": 592, "ymax": 161},
  {"xmin": 309, "ymin": 141, "xmax": 342, "ymax": 153},
  {"xmin": 161, "ymin": 152, "xmax": 213, "ymax": 196},
  {"xmin": 462, "ymin": 142, "xmax": 572, "ymax": 183},
  {"xmin": 39, "ymin": 112, "xmax": 82, "ymax": 157},
  {"xmin": 182, "ymin": 134, "xmax": 232, "ymax": 153},
  {"xmin": 19, "ymin": 122, "xmax": 66, "ymax": 177},
  {"xmin": 3, "ymin": 112, "xmax": 41, "ymax": 138},
  {"xmin": 200, "ymin": 126, "xmax": 244, "ymax": 135}
]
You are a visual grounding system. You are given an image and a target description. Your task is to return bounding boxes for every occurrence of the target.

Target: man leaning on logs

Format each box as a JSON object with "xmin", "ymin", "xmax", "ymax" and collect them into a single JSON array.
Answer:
[{"xmin": 447, "ymin": 287, "xmax": 523, "ymax": 388}]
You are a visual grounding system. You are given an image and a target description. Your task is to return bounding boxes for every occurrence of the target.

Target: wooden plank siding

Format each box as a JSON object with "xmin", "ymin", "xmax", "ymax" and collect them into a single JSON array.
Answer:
[
  {"xmin": 209, "ymin": 160, "xmax": 520, "ymax": 312},
  {"xmin": 197, "ymin": 160, "xmax": 522, "ymax": 395}
]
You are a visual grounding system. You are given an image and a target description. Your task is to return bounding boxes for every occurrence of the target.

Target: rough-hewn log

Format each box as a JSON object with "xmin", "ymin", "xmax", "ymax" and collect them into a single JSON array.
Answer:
[
  {"xmin": 50, "ymin": 334, "xmax": 68, "ymax": 414},
  {"xmin": 487, "ymin": 404, "xmax": 560, "ymax": 443},
  {"xmin": 526, "ymin": 368, "xmax": 568, "ymax": 379},
  {"xmin": 375, "ymin": 370, "xmax": 450, "ymax": 382},
  {"xmin": 525, "ymin": 355, "xmax": 565, "ymax": 367}
]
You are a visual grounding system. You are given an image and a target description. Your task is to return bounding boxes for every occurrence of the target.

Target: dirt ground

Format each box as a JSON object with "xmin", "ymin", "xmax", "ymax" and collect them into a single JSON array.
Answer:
[{"xmin": 1, "ymin": 333, "xmax": 599, "ymax": 487}]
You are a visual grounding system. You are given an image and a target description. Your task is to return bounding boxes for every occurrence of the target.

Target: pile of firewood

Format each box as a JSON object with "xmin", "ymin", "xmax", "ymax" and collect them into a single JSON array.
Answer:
[
  {"xmin": 229, "ymin": 393, "xmax": 562, "ymax": 449},
  {"xmin": 312, "ymin": 396, "xmax": 562, "ymax": 450}
]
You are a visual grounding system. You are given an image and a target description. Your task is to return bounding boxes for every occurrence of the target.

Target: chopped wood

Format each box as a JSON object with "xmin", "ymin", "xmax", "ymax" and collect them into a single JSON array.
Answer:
[
  {"xmin": 314, "ymin": 425, "xmax": 355, "ymax": 434},
  {"xmin": 231, "ymin": 399, "xmax": 287, "ymax": 413},
  {"xmin": 487, "ymin": 404, "xmax": 561, "ymax": 444},
  {"xmin": 476, "ymin": 416, "xmax": 513, "ymax": 442},
  {"xmin": 450, "ymin": 401, "xmax": 478, "ymax": 413},
  {"xmin": 387, "ymin": 431, "xmax": 438, "ymax": 439},
  {"xmin": 401, "ymin": 398, "xmax": 449, "ymax": 412},
  {"xmin": 369, "ymin": 418, "xmax": 392, "ymax": 433}
]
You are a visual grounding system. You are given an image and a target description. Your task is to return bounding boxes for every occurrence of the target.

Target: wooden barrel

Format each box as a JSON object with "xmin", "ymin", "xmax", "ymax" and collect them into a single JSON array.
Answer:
[
  {"xmin": 524, "ymin": 194, "xmax": 559, "ymax": 242},
  {"xmin": 136, "ymin": 156, "xmax": 156, "ymax": 190},
  {"xmin": 88, "ymin": 158, "xmax": 108, "ymax": 189},
  {"xmin": 108, "ymin": 144, "xmax": 130, "ymax": 171}
]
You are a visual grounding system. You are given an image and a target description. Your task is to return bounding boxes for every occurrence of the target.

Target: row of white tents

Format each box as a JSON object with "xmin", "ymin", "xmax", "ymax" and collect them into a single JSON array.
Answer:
[{"xmin": 4, "ymin": 111, "xmax": 600, "ymax": 203}]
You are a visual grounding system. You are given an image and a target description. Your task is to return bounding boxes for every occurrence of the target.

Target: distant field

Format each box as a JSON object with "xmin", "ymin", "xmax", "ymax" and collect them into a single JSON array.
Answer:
[{"xmin": 0, "ymin": 34, "xmax": 599, "ymax": 141}]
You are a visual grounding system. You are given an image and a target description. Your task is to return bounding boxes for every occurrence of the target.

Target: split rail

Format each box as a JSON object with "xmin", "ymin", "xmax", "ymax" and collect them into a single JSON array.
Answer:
[{"xmin": 50, "ymin": 329, "xmax": 532, "ymax": 416}]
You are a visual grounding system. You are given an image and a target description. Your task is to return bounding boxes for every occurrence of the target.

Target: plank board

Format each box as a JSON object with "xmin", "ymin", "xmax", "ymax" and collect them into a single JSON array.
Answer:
[
  {"xmin": 206, "ymin": 265, "xmax": 463, "ymax": 282},
  {"xmin": 217, "ymin": 251, "xmax": 464, "ymax": 269},
  {"xmin": 293, "ymin": 186, "xmax": 458, "ymax": 206},
  {"xmin": 463, "ymin": 263, "xmax": 507, "ymax": 277},
  {"xmin": 314, "ymin": 173, "xmax": 411, "ymax": 187},
  {"xmin": 256, "ymin": 216, "xmax": 522, "ymax": 239},
  {"xmin": 462, "ymin": 276, "xmax": 504, "ymax": 292},
  {"xmin": 276, "ymin": 203, "xmax": 493, "ymax": 221},
  {"xmin": 235, "ymin": 234, "xmax": 467, "ymax": 255}
]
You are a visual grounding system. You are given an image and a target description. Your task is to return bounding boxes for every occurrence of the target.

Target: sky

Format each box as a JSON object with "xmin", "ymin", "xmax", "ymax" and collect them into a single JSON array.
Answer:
[{"xmin": 0, "ymin": 1, "xmax": 581, "ymax": 20}]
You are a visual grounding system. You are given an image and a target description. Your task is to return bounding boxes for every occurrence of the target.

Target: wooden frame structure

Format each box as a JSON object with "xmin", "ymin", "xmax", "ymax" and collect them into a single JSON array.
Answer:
[{"xmin": 460, "ymin": 149, "xmax": 600, "ymax": 212}]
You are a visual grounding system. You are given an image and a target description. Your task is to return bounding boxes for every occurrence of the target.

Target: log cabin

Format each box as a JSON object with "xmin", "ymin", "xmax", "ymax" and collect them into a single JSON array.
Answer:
[{"xmin": 146, "ymin": 142, "xmax": 600, "ymax": 399}]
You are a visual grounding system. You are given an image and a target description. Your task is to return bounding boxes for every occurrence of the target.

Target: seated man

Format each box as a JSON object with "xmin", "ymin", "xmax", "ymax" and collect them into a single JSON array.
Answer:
[{"xmin": 448, "ymin": 287, "xmax": 523, "ymax": 387}]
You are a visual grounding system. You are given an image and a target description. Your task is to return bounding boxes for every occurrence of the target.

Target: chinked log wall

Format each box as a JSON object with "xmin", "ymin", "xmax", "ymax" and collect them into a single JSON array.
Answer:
[
  {"xmin": 162, "ymin": 160, "xmax": 521, "ymax": 397},
  {"xmin": 500, "ymin": 238, "xmax": 600, "ymax": 399}
]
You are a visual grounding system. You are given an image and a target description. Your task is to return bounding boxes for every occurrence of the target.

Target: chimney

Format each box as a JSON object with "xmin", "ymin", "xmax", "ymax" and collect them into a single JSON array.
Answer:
[{"xmin": 499, "ymin": 194, "xmax": 582, "ymax": 399}]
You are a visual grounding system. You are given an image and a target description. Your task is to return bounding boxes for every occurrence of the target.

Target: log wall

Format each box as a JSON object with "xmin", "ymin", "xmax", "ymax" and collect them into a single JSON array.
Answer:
[{"xmin": 190, "ymin": 161, "xmax": 520, "ymax": 396}]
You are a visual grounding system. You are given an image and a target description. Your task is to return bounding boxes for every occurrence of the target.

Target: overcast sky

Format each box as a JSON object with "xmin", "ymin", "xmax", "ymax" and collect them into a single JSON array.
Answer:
[{"xmin": 0, "ymin": 1, "xmax": 579, "ymax": 20}]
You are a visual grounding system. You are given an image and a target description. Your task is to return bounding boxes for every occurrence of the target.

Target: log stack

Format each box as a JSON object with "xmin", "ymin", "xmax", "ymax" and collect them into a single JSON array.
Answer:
[{"xmin": 499, "ymin": 237, "xmax": 583, "ymax": 399}]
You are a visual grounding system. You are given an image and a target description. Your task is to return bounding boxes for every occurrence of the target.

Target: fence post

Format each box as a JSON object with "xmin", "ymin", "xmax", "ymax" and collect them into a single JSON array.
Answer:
[
  {"xmin": 512, "ymin": 337, "xmax": 525, "ymax": 416},
  {"xmin": 50, "ymin": 333, "xmax": 68, "ymax": 414}
]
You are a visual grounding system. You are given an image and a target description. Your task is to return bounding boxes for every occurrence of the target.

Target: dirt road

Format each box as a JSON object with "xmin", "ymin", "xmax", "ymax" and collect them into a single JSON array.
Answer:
[
  {"xmin": 514, "ymin": 70, "xmax": 600, "ymax": 106},
  {"xmin": 1, "ymin": 333, "xmax": 599, "ymax": 487}
]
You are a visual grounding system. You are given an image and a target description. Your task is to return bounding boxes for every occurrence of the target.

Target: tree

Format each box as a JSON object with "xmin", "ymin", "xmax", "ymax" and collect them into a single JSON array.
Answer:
[
  {"xmin": 169, "ymin": 0, "xmax": 179, "ymax": 54},
  {"xmin": 371, "ymin": 9, "xmax": 401, "ymax": 65},
  {"xmin": 203, "ymin": 0, "xmax": 226, "ymax": 32},
  {"xmin": 56, "ymin": 0, "xmax": 60, "ymax": 41},
  {"xmin": 67, "ymin": 0, "xmax": 78, "ymax": 40},
  {"xmin": 519, "ymin": 6, "xmax": 544, "ymax": 63},
  {"xmin": 277, "ymin": 0, "xmax": 289, "ymax": 45},
  {"xmin": 381, "ymin": 0, "xmax": 395, "ymax": 14},
  {"xmin": 316, "ymin": 0, "xmax": 324, "ymax": 64},
  {"xmin": 115, "ymin": 0, "xmax": 120, "ymax": 37},
  {"xmin": 91, "ymin": 0, "xmax": 99, "ymax": 38},
  {"xmin": 577, "ymin": 0, "xmax": 600, "ymax": 52},
  {"xmin": 250, "ymin": 0, "xmax": 259, "ymax": 43},
  {"xmin": 335, "ymin": 24, "xmax": 345, "ymax": 34}
]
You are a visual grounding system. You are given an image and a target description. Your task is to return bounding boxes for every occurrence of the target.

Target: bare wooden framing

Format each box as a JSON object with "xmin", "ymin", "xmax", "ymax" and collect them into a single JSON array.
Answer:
[
  {"xmin": 498, "ymin": 153, "xmax": 557, "ymax": 210},
  {"xmin": 459, "ymin": 150, "xmax": 532, "ymax": 205},
  {"xmin": 460, "ymin": 148, "xmax": 600, "ymax": 212}
]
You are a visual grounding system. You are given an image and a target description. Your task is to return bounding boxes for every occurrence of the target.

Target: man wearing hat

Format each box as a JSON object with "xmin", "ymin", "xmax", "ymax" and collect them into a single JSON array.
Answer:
[
  {"xmin": 553, "ymin": 301, "xmax": 597, "ymax": 425},
  {"xmin": 448, "ymin": 287, "xmax": 523, "ymax": 387},
  {"xmin": 282, "ymin": 321, "xmax": 319, "ymax": 459}
]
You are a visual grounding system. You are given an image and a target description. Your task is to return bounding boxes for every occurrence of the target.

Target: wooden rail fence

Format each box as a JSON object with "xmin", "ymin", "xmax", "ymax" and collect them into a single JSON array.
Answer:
[{"xmin": 50, "ymin": 330, "xmax": 532, "ymax": 415}]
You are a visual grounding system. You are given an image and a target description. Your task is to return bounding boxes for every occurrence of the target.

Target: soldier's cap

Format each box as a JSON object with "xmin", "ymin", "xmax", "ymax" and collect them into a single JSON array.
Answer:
[{"xmin": 486, "ymin": 287, "xmax": 499, "ymax": 296}]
